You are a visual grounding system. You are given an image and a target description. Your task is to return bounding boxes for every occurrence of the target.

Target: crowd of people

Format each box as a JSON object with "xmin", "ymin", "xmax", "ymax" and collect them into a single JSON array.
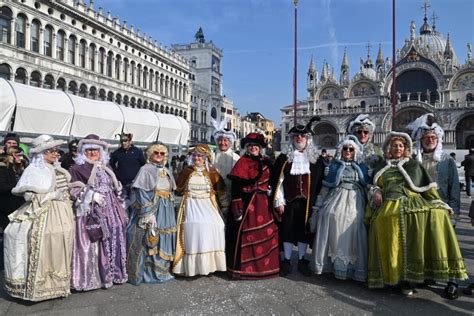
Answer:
[{"xmin": 0, "ymin": 112, "xmax": 472, "ymax": 302}]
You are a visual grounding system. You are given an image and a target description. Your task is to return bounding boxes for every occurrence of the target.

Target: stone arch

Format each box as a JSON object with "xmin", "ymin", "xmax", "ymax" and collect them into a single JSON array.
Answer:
[
  {"xmin": 0, "ymin": 63, "xmax": 12, "ymax": 80},
  {"xmin": 89, "ymin": 86, "xmax": 97, "ymax": 99},
  {"xmin": 0, "ymin": 6, "xmax": 13, "ymax": 45},
  {"xmin": 29, "ymin": 70, "xmax": 42, "ymax": 87},
  {"xmin": 384, "ymin": 106, "xmax": 432, "ymax": 134},
  {"xmin": 14, "ymin": 67, "xmax": 27, "ymax": 84},
  {"xmin": 313, "ymin": 121, "xmax": 339, "ymax": 149},
  {"xmin": 56, "ymin": 77, "xmax": 66, "ymax": 91},
  {"xmin": 116, "ymin": 93, "xmax": 122, "ymax": 105},
  {"xmin": 79, "ymin": 83, "xmax": 88, "ymax": 97},
  {"xmin": 98, "ymin": 88, "xmax": 106, "ymax": 101},
  {"xmin": 43, "ymin": 73, "xmax": 54, "ymax": 89},
  {"xmin": 68, "ymin": 80, "xmax": 78, "ymax": 95},
  {"xmin": 107, "ymin": 91, "xmax": 114, "ymax": 102},
  {"xmin": 455, "ymin": 112, "xmax": 474, "ymax": 149}
]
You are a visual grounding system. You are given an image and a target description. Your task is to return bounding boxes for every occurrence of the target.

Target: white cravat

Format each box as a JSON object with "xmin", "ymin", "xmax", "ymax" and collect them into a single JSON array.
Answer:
[{"xmin": 290, "ymin": 151, "xmax": 311, "ymax": 175}]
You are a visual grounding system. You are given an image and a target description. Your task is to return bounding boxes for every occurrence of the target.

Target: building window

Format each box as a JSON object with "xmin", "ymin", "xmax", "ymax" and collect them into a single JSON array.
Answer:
[
  {"xmin": 68, "ymin": 35, "xmax": 76, "ymax": 64},
  {"xmin": 78, "ymin": 40, "xmax": 86, "ymax": 68},
  {"xmin": 123, "ymin": 59, "xmax": 129, "ymax": 82},
  {"xmin": 0, "ymin": 7, "xmax": 12, "ymax": 44},
  {"xmin": 115, "ymin": 56, "xmax": 120, "ymax": 79},
  {"xmin": 98, "ymin": 48, "xmax": 105, "ymax": 74},
  {"xmin": 106, "ymin": 52, "xmax": 113, "ymax": 77},
  {"xmin": 15, "ymin": 67, "xmax": 27, "ymax": 84},
  {"xmin": 43, "ymin": 25, "xmax": 52, "ymax": 56},
  {"xmin": 88, "ymin": 44, "xmax": 95, "ymax": 71},
  {"xmin": 131, "ymin": 62, "xmax": 136, "ymax": 85},
  {"xmin": 56, "ymin": 31, "xmax": 65, "ymax": 61},
  {"xmin": 15, "ymin": 15, "xmax": 26, "ymax": 48},
  {"xmin": 0, "ymin": 63, "xmax": 11, "ymax": 80},
  {"xmin": 30, "ymin": 20, "xmax": 40, "ymax": 53}
]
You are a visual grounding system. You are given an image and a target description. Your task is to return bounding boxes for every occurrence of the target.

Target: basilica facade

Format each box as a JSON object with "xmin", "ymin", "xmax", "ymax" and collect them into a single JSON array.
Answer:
[{"xmin": 280, "ymin": 9, "xmax": 474, "ymax": 151}]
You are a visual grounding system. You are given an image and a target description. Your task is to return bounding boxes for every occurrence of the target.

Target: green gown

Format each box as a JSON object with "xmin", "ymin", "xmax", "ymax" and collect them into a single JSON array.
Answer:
[{"xmin": 366, "ymin": 161, "xmax": 467, "ymax": 288}]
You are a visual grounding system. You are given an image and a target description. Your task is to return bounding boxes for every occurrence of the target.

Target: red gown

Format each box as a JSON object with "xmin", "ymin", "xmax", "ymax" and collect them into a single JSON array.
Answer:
[{"xmin": 226, "ymin": 154, "xmax": 280, "ymax": 279}]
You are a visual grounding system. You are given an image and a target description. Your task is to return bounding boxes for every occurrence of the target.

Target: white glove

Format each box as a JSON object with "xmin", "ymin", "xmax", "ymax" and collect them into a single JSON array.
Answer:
[{"xmin": 93, "ymin": 193, "xmax": 105, "ymax": 206}]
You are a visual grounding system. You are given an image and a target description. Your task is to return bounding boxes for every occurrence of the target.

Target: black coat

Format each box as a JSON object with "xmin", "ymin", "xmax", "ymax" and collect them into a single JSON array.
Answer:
[
  {"xmin": 0, "ymin": 163, "xmax": 25, "ymax": 229},
  {"xmin": 461, "ymin": 153, "xmax": 474, "ymax": 177}
]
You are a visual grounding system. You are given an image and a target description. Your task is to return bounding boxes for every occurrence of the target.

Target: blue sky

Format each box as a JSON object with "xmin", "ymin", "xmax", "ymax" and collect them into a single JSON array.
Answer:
[{"xmin": 97, "ymin": 0, "xmax": 473, "ymax": 124}]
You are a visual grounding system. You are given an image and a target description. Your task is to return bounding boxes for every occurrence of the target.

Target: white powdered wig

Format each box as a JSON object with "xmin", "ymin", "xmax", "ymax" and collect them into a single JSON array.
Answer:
[
  {"xmin": 335, "ymin": 135, "xmax": 363, "ymax": 163},
  {"xmin": 74, "ymin": 143, "xmax": 110, "ymax": 165},
  {"xmin": 407, "ymin": 113, "xmax": 444, "ymax": 162}
]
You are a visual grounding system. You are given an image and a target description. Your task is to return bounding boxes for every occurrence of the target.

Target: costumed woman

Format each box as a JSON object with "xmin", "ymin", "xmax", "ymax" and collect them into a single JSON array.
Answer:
[
  {"xmin": 172, "ymin": 144, "xmax": 228, "ymax": 276},
  {"xmin": 69, "ymin": 134, "xmax": 128, "ymax": 291},
  {"xmin": 366, "ymin": 132, "xmax": 468, "ymax": 298},
  {"xmin": 226, "ymin": 132, "xmax": 280, "ymax": 279},
  {"xmin": 311, "ymin": 135, "xmax": 369, "ymax": 282},
  {"xmin": 126, "ymin": 143, "xmax": 177, "ymax": 284},
  {"xmin": 4, "ymin": 135, "xmax": 75, "ymax": 301}
]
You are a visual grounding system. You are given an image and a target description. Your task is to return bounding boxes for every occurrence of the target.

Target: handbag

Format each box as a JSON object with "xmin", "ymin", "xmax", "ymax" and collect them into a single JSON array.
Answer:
[{"xmin": 85, "ymin": 209, "xmax": 103, "ymax": 242}]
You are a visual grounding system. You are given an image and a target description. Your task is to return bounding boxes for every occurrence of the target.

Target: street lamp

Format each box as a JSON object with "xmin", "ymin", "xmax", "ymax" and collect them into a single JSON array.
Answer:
[{"xmin": 293, "ymin": 0, "xmax": 298, "ymax": 125}]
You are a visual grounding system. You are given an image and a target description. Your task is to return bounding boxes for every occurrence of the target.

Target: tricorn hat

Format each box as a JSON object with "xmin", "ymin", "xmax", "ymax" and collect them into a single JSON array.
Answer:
[
  {"xmin": 288, "ymin": 116, "xmax": 321, "ymax": 135},
  {"xmin": 241, "ymin": 132, "xmax": 267, "ymax": 148}
]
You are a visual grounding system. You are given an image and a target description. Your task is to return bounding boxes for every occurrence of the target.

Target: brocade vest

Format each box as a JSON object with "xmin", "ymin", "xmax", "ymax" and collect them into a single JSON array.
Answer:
[{"xmin": 283, "ymin": 162, "xmax": 309, "ymax": 202}]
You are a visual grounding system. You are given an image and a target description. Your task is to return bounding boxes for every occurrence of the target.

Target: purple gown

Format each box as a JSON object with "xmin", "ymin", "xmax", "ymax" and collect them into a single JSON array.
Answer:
[{"xmin": 69, "ymin": 161, "xmax": 128, "ymax": 291}]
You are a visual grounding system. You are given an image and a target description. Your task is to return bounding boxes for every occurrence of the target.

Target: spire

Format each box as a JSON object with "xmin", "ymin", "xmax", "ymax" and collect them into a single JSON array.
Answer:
[
  {"xmin": 339, "ymin": 47, "xmax": 350, "ymax": 85},
  {"xmin": 376, "ymin": 43, "xmax": 384, "ymax": 65},
  {"xmin": 308, "ymin": 55, "xmax": 316, "ymax": 73},
  {"xmin": 431, "ymin": 10, "xmax": 438, "ymax": 32},
  {"xmin": 364, "ymin": 41, "xmax": 373, "ymax": 68},
  {"xmin": 341, "ymin": 47, "xmax": 349, "ymax": 68},
  {"xmin": 195, "ymin": 27, "xmax": 205, "ymax": 43},
  {"xmin": 444, "ymin": 32, "xmax": 453, "ymax": 59},
  {"xmin": 321, "ymin": 61, "xmax": 328, "ymax": 82}
]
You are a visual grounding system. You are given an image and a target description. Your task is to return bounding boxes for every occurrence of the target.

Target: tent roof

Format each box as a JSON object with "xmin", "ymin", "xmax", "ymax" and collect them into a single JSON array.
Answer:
[
  {"xmin": 9, "ymin": 80, "xmax": 74, "ymax": 136},
  {"xmin": 120, "ymin": 106, "xmax": 160, "ymax": 142},
  {"xmin": 177, "ymin": 116, "xmax": 190, "ymax": 145},
  {"xmin": 155, "ymin": 113, "xmax": 182, "ymax": 144},
  {"xmin": 0, "ymin": 79, "xmax": 16, "ymax": 131},
  {"xmin": 68, "ymin": 95, "xmax": 123, "ymax": 139}
]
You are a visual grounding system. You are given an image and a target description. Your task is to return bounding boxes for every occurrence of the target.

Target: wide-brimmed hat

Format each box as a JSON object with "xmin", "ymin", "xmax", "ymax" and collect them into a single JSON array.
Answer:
[
  {"xmin": 241, "ymin": 132, "xmax": 267, "ymax": 148},
  {"xmin": 30, "ymin": 135, "xmax": 65, "ymax": 154},
  {"xmin": 348, "ymin": 114, "xmax": 375, "ymax": 134},
  {"xmin": 77, "ymin": 134, "xmax": 109, "ymax": 152},
  {"xmin": 189, "ymin": 144, "xmax": 212, "ymax": 161}
]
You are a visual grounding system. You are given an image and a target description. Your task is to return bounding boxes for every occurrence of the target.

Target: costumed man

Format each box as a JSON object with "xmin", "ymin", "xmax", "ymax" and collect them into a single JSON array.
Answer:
[
  {"xmin": 271, "ymin": 116, "xmax": 324, "ymax": 276},
  {"xmin": 408, "ymin": 113, "xmax": 461, "ymax": 226},
  {"xmin": 348, "ymin": 114, "xmax": 383, "ymax": 170},
  {"xmin": 211, "ymin": 118, "xmax": 240, "ymax": 206}
]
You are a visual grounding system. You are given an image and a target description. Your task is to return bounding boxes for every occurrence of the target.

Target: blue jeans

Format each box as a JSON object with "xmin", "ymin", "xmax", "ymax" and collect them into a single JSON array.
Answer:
[{"xmin": 466, "ymin": 176, "xmax": 474, "ymax": 196}]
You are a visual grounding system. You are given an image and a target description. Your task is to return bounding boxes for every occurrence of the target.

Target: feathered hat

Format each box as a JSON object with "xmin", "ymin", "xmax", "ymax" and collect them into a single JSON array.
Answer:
[
  {"xmin": 407, "ymin": 113, "xmax": 444, "ymax": 162},
  {"xmin": 288, "ymin": 116, "xmax": 321, "ymax": 135},
  {"xmin": 77, "ymin": 134, "xmax": 109, "ymax": 153},
  {"xmin": 348, "ymin": 114, "xmax": 376, "ymax": 134},
  {"xmin": 211, "ymin": 117, "xmax": 236, "ymax": 144}
]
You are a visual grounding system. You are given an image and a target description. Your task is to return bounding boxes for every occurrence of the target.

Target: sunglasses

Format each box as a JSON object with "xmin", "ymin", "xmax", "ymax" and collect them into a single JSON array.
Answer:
[
  {"xmin": 356, "ymin": 130, "xmax": 369, "ymax": 135},
  {"xmin": 153, "ymin": 151, "xmax": 166, "ymax": 156},
  {"xmin": 342, "ymin": 146, "xmax": 355, "ymax": 152},
  {"xmin": 45, "ymin": 149, "xmax": 59, "ymax": 154}
]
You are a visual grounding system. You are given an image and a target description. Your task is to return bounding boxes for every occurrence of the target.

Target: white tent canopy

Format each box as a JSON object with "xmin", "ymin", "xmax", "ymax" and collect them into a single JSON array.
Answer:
[
  {"xmin": 0, "ymin": 79, "xmax": 16, "ymax": 131},
  {"xmin": 155, "ymin": 112, "xmax": 182, "ymax": 144},
  {"xmin": 177, "ymin": 116, "xmax": 190, "ymax": 145},
  {"xmin": 9, "ymin": 80, "xmax": 74, "ymax": 135},
  {"xmin": 69, "ymin": 95, "xmax": 123, "ymax": 139},
  {"xmin": 0, "ymin": 79, "xmax": 190, "ymax": 146},
  {"xmin": 120, "ymin": 106, "xmax": 160, "ymax": 143}
]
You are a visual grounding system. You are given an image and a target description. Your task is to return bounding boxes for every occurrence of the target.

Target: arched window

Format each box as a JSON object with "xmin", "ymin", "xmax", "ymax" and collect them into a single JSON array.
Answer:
[
  {"xmin": 123, "ymin": 95, "xmax": 129, "ymax": 107},
  {"xmin": 79, "ymin": 84, "xmax": 87, "ymax": 97},
  {"xmin": 165, "ymin": 106, "xmax": 169, "ymax": 114},
  {"xmin": 44, "ymin": 74, "xmax": 54, "ymax": 89},
  {"xmin": 89, "ymin": 86, "xmax": 97, "ymax": 99},
  {"xmin": 106, "ymin": 52, "xmax": 113, "ymax": 77},
  {"xmin": 107, "ymin": 91, "xmax": 114, "ymax": 102},
  {"xmin": 137, "ymin": 99, "xmax": 142, "ymax": 109},
  {"xmin": 137, "ymin": 64, "xmax": 142, "ymax": 87},
  {"xmin": 0, "ymin": 6, "xmax": 13, "ymax": 44},
  {"xmin": 160, "ymin": 105, "xmax": 164, "ymax": 113},
  {"xmin": 327, "ymin": 103, "xmax": 333, "ymax": 111},
  {"xmin": 115, "ymin": 55, "xmax": 121, "ymax": 79},
  {"xmin": 143, "ymin": 67, "xmax": 148, "ymax": 89},
  {"xmin": 79, "ymin": 40, "xmax": 86, "ymax": 68},
  {"xmin": 68, "ymin": 81, "xmax": 77, "ymax": 95},
  {"xmin": 360, "ymin": 100, "xmax": 366, "ymax": 109},
  {"xmin": 0, "ymin": 63, "xmax": 11, "ymax": 80},
  {"xmin": 30, "ymin": 19, "xmax": 40, "ymax": 52},
  {"xmin": 116, "ymin": 94, "xmax": 122, "ymax": 105},
  {"xmin": 68, "ymin": 35, "xmax": 76, "ymax": 64},
  {"xmin": 211, "ymin": 107, "xmax": 217, "ymax": 119},
  {"xmin": 467, "ymin": 93, "xmax": 474, "ymax": 102},
  {"xmin": 130, "ymin": 61, "xmax": 136, "ymax": 85},
  {"xmin": 99, "ymin": 89, "xmax": 106, "ymax": 101},
  {"xmin": 15, "ymin": 67, "xmax": 27, "ymax": 84},
  {"xmin": 130, "ymin": 97, "xmax": 136, "ymax": 108},
  {"xmin": 56, "ymin": 77, "xmax": 66, "ymax": 91},
  {"xmin": 15, "ymin": 14, "xmax": 26, "ymax": 48},
  {"xmin": 88, "ymin": 44, "xmax": 95, "ymax": 71},
  {"xmin": 56, "ymin": 31, "xmax": 65, "ymax": 61},
  {"xmin": 30, "ymin": 70, "xmax": 41, "ymax": 87},
  {"xmin": 149, "ymin": 70, "xmax": 154, "ymax": 91},
  {"xmin": 123, "ymin": 58, "xmax": 129, "ymax": 83},
  {"xmin": 98, "ymin": 48, "xmax": 105, "ymax": 74},
  {"xmin": 43, "ymin": 25, "xmax": 53, "ymax": 56}
]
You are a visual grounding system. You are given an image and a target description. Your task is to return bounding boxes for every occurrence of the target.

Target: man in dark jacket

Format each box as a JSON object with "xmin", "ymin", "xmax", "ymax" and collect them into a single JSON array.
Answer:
[
  {"xmin": 461, "ymin": 148, "xmax": 474, "ymax": 196},
  {"xmin": 109, "ymin": 133, "xmax": 146, "ymax": 203},
  {"xmin": 59, "ymin": 139, "xmax": 79, "ymax": 170}
]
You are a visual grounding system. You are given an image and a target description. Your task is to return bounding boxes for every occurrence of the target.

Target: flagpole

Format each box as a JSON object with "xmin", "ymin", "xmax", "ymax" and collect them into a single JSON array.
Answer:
[
  {"xmin": 391, "ymin": 0, "xmax": 397, "ymax": 130},
  {"xmin": 293, "ymin": 0, "xmax": 298, "ymax": 125}
]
